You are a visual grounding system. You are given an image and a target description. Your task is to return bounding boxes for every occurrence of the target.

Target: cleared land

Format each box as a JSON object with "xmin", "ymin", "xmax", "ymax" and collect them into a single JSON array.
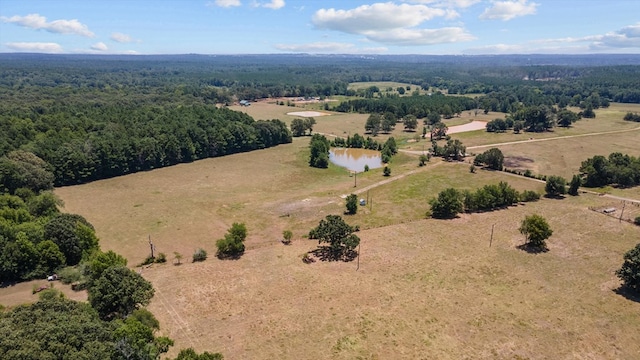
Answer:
[{"xmin": 4, "ymin": 99, "xmax": 640, "ymax": 359}]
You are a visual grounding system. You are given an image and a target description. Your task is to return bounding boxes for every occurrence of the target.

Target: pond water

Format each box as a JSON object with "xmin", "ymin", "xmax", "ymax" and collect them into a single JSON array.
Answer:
[{"xmin": 329, "ymin": 148, "xmax": 383, "ymax": 172}]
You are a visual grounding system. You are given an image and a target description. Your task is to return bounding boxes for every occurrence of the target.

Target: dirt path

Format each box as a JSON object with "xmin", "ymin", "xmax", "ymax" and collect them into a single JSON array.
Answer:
[
  {"xmin": 447, "ymin": 120, "xmax": 487, "ymax": 134},
  {"xmin": 466, "ymin": 125, "xmax": 640, "ymax": 150},
  {"xmin": 340, "ymin": 161, "xmax": 443, "ymax": 198}
]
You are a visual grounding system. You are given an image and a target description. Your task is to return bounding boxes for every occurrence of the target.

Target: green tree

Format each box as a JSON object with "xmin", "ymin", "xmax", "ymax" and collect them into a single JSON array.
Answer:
[
  {"xmin": 365, "ymin": 114, "xmax": 382, "ymax": 136},
  {"xmin": 88, "ymin": 250, "xmax": 128, "ymax": 283},
  {"xmin": 429, "ymin": 188, "xmax": 463, "ymax": 219},
  {"xmin": 88, "ymin": 266, "xmax": 155, "ymax": 320},
  {"xmin": 403, "ymin": 116, "xmax": 418, "ymax": 131},
  {"xmin": 442, "ymin": 139, "xmax": 466, "ymax": 161},
  {"xmin": 290, "ymin": 118, "xmax": 306, "ymax": 137},
  {"xmin": 172, "ymin": 348, "xmax": 224, "ymax": 360},
  {"xmin": 114, "ymin": 316, "xmax": 174, "ymax": 359},
  {"xmin": 309, "ymin": 215, "xmax": 360, "ymax": 261},
  {"xmin": 383, "ymin": 166, "xmax": 391, "ymax": 176},
  {"xmin": 44, "ymin": 213, "xmax": 99, "ymax": 266},
  {"xmin": 216, "ymin": 222, "xmax": 247, "ymax": 259},
  {"xmin": 519, "ymin": 214, "xmax": 553, "ymax": 249},
  {"xmin": 474, "ymin": 148, "xmax": 504, "ymax": 170},
  {"xmin": 282, "ymin": 230, "xmax": 293, "ymax": 245},
  {"xmin": 309, "ymin": 134, "xmax": 330, "ymax": 168},
  {"xmin": 426, "ymin": 112, "xmax": 441, "ymax": 125},
  {"xmin": 568, "ymin": 174, "xmax": 581, "ymax": 196},
  {"xmin": 431, "ymin": 121, "xmax": 448, "ymax": 140},
  {"xmin": 616, "ymin": 243, "xmax": 640, "ymax": 293},
  {"xmin": 382, "ymin": 113, "xmax": 397, "ymax": 133},
  {"xmin": 545, "ymin": 175, "xmax": 567, "ymax": 197},
  {"xmin": 419, "ymin": 154, "xmax": 430, "ymax": 166},
  {"xmin": 513, "ymin": 120, "xmax": 524, "ymax": 133},
  {"xmin": 345, "ymin": 194, "xmax": 358, "ymax": 215},
  {"xmin": 556, "ymin": 109, "xmax": 580, "ymax": 127},
  {"xmin": 0, "ymin": 296, "xmax": 117, "ymax": 359}
]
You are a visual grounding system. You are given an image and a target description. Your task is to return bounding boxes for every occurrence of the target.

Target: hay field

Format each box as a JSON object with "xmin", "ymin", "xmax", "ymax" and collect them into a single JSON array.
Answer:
[{"xmin": 32, "ymin": 99, "xmax": 640, "ymax": 359}]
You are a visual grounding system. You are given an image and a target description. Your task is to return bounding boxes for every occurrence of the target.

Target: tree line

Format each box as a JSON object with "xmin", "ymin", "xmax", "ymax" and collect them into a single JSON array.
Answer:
[
  {"xmin": 1, "ymin": 104, "xmax": 291, "ymax": 186},
  {"xmin": 579, "ymin": 152, "xmax": 640, "ymax": 188}
]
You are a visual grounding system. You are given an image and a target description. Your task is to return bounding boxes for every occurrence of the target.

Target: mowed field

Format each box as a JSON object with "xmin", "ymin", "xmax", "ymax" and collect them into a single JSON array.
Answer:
[{"xmin": 7, "ymin": 100, "xmax": 640, "ymax": 358}]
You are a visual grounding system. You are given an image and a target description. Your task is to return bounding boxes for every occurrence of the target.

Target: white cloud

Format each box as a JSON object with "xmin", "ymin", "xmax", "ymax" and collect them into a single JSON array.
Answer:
[
  {"xmin": 365, "ymin": 27, "xmax": 475, "ymax": 45},
  {"xmin": 406, "ymin": 0, "xmax": 482, "ymax": 8},
  {"xmin": 312, "ymin": 3, "xmax": 473, "ymax": 46},
  {"xmin": 1, "ymin": 13, "xmax": 94, "ymax": 37},
  {"xmin": 274, "ymin": 42, "xmax": 387, "ymax": 54},
  {"xmin": 464, "ymin": 23, "xmax": 640, "ymax": 54},
  {"xmin": 208, "ymin": 0, "xmax": 242, "ymax": 7},
  {"xmin": 313, "ymin": 3, "xmax": 447, "ymax": 33},
  {"xmin": 5, "ymin": 42, "xmax": 63, "ymax": 53},
  {"xmin": 263, "ymin": 0, "xmax": 285, "ymax": 9},
  {"xmin": 479, "ymin": 0, "xmax": 538, "ymax": 21},
  {"xmin": 91, "ymin": 42, "xmax": 108, "ymax": 51},
  {"xmin": 110, "ymin": 32, "xmax": 135, "ymax": 43}
]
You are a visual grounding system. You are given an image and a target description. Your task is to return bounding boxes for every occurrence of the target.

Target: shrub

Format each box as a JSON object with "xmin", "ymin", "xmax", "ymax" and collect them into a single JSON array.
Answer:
[
  {"xmin": 635, "ymin": 216, "xmax": 640, "ymax": 226},
  {"xmin": 139, "ymin": 256, "xmax": 155, "ymax": 267},
  {"xmin": 155, "ymin": 253, "xmax": 167, "ymax": 263},
  {"xmin": 383, "ymin": 166, "xmax": 391, "ymax": 176},
  {"xmin": 192, "ymin": 248, "xmax": 207, "ymax": 262},
  {"xmin": 216, "ymin": 223, "xmax": 247, "ymax": 259},
  {"xmin": 520, "ymin": 190, "xmax": 540, "ymax": 202},
  {"xmin": 57, "ymin": 266, "xmax": 85, "ymax": 285}
]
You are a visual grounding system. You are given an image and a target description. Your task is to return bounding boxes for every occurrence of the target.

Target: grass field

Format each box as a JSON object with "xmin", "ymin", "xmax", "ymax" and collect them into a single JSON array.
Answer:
[{"xmin": 3, "ymin": 98, "xmax": 640, "ymax": 359}]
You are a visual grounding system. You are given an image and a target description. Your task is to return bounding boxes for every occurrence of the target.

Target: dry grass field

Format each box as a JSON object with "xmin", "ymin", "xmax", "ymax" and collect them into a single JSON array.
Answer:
[{"xmin": 3, "ymin": 98, "xmax": 640, "ymax": 359}]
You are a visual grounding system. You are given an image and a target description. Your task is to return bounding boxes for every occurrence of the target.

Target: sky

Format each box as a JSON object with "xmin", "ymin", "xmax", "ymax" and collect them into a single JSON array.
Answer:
[{"xmin": 0, "ymin": 0, "xmax": 639, "ymax": 55}]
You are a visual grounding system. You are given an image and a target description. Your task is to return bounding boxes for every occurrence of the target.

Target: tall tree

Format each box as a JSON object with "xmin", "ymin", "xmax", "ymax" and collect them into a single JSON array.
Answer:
[
  {"xmin": 519, "ymin": 214, "xmax": 553, "ymax": 249},
  {"xmin": 545, "ymin": 175, "xmax": 567, "ymax": 197},
  {"xmin": 88, "ymin": 266, "xmax": 155, "ymax": 320},
  {"xmin": 365, "ymin": 114, "xmax": 382, "ymax": 136},
  {"xmin": 345, "ymin": 194, "xmax": 358, "ymax": 215},
  {"xmin": 616, "ymin": 243, "xmax": 640, "ymax": 294},
  {"xmin": 309, "ymin": 215, "xmax": 360, "ymax": 261},
  {"xmin": 429, "ymin": 188, "xmax": 463, "ymax": 219}
]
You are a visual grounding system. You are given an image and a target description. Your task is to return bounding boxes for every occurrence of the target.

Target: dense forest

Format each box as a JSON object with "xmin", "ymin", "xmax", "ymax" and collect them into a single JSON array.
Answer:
[{"xmin": 1, "ymin": 53, "xmax": 640, "ymax": 186}]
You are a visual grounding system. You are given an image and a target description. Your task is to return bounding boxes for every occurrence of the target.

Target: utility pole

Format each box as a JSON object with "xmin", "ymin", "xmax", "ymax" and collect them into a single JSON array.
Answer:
[
  {"xmin": 490, "ymin": 223, "xmax": 495, "ymax": 247},
  {"xmin": 148, "ymin": 235, "xmax": 155, "ymax": 259},
  {"xmin": 620, "ymin": 201, "xmax": 626, "ymax": 223},
  {"xmin": 356, "ymin": 242, "xmax": 361, "ymax": 271},
  {"xmin": 354, "ymin": 171, "xmax": 357, "ymax": 187}
]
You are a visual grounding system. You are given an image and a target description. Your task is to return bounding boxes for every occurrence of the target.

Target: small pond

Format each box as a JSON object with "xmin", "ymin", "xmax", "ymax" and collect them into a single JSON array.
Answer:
[{"xmin": 329, "ymin": 148, "xmax": 383, "ymax": 172}]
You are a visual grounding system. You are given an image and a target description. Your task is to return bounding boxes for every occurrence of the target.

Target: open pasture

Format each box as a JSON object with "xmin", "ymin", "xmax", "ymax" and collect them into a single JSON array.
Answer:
[
  {"xmin": 453, "ymin": 103, "xmax": 640, "ymax": 147},
  {"xmin": 44, "ymin": 99, "xmax": 640, "ymax": 359}
]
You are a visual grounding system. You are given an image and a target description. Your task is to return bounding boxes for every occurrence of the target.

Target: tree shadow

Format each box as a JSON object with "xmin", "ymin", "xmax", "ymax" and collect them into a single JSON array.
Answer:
[
  {"xmin": 516, "ymin": 244, "xmax": 549, "ymax": 254},
  {"xmin": 613, "ymin": 286, "xmax": 640, "ymax": 303},
  {"xmin": 310, "ymin": 246, "xmax": 357, "ymax": 262},
  {"xmin": 543, "ymin": 194, "xmax": 566, "ymax": 200},
  {"xmin": 216, "ymin": 252, "xmax": 244, "ymax": 260}
]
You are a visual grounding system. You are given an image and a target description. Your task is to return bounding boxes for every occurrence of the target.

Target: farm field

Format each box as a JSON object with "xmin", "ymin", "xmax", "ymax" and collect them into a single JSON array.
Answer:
[{"xmin": 49, "ymin": 108, "xmax": 640, "ymax": 358}]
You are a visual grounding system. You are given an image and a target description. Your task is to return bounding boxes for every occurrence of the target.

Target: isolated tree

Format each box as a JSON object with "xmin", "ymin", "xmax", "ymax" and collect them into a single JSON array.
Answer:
[
  {"xmin": 88, "ymin": 266, "xmax": 155, "ymax": 320},
  {"xmin": 383, "ymin": 166, "xmax": 391, "ymax": 176},
  {"xmin": 474, "ymin": 148, "xmax": 504, "ymax": 170},
  {"xmin": 290, "ymin": 118, "xmax": 306, "ymax": 137},
  {"xmin": 519, "ymin": 214, "xmax": 553, "ymax": 249},
  {"xmin": 568, "ymin": 174, "xmax": 581, "ymax": 196},
  {"xmin": 216, "ymin": 222, "xmax": 247, "ymax": 259},
  {"xmin": 403, "ymin": 116, "xmax": 418, "ymax": 131},
  {"xmin": 419, "ymin": 154, "xmax": 430, "ymax": 166},
  {"xmin": 174, "ymin": 251, "xmax": 183, "ymax": 265},
  {"xmin": 545, "ymin": 175, "xmax": 567, "ymax": 197},
  {"xmin": 616, "ymin": 243, "xmax": 640, "ymax": 293},
  {"xmin": 345, "ymin": 194, "xmax": 358, "ymax": 215},
  {"xmin": 282, "ymin": 230, "xmax": 293, "ymax": 245},
  {"xmin": 309, "ymin": 215, "xmax": 360, "ymax": 261},
  {"xmin": 429, "ymin": 188, "xmax": 463, "ymax": 219}
]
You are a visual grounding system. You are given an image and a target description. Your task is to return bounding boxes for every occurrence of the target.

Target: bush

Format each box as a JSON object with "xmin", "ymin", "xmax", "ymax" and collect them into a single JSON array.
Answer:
[
  {"xmin": 545, "ymin": 175, "xmax": 567, "ymax": 197},
  {"xmin": 192, "ymin": 248, "xmax": 207, "ymax": 262},
  {"xmin": 155, "ymin": 253, "xmax": 167, "ymax": 263},
  {"xmin": 635, "ymin": 216, "xmax": 640, "ymax": 226},
  {"xmin": 383, "ymin": 166, "xmax": 391, "ymax": 176},
  {"xmin": 56, "ymin": 266, "xmax": 85, "ymax": 285},
  {"xmin": 139, "ymin": 256, "xmax": 155, "ymax": 267},
  {"xmin": 216, "ymin": 223, "xmax": 247, "ymax": 259},
  {"xmin": 520, "ymin": 190, "xmax": 541, "ymax": 202}
]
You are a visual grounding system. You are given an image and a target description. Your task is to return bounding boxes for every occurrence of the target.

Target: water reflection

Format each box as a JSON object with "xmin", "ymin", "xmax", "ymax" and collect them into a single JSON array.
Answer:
[{"xmin": 329, "ymin": 148, "xmax": 383, "ymax": 172}]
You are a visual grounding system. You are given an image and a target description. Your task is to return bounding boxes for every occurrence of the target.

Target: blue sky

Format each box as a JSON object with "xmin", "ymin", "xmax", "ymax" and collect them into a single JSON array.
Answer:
[{"xmin": 1, "ymin": 0, "xmax": 639, "ymax": 55}]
